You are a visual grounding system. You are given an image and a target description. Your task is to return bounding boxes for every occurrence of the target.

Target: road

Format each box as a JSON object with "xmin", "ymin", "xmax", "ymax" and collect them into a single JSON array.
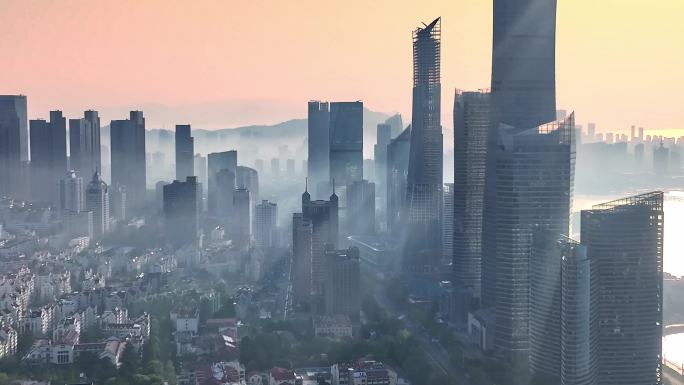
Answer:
[{"xmin": 375, "ymin": 292, "xmax": 473, "ymax": 384}]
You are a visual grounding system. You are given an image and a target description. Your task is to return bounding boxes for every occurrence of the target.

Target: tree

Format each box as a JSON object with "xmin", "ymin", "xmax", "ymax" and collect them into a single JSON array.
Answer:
[
  {"xmin": 164, "ymin": 360, "xmax": 177, "ymax": 385},
  {"xmin": 119, "ymin": 343, "xmax": 140, "ymax": 377}
]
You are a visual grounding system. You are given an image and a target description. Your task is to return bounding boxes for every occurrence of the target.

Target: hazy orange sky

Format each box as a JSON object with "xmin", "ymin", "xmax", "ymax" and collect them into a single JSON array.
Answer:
[{"xmin": 1, "ymin": 0, "xmax": 683, "ymax": 136}]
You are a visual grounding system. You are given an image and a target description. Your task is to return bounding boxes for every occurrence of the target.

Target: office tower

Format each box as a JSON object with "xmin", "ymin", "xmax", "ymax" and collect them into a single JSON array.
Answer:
[
  {"xmin": 0, "ymin": 95, "xmax": 28, "ymax": 196},
  {"xmin": 442, "ymin": 183, "xmax": 453, "ymax": 265},
  {"xmin": 638, "ymin": 126, "xmax": 644, "ymax": 141},
  {"xmin": 110, "ymin": 111, "xmax": 146, "ymax": 210},
  {"xmin": 207, "ymin": 150, "xmax": 237, "ymax": 213},
  {"xmin": 254, "ymin": 200, "xmax": 277, "ymax": 248},
  {"xmin": 69, "ymin": 110, "xmax": 101, "ymax": 180},
  {"xmin": 581, "ymin": 192, "xmax": 663, "ymax": 385},
  {"xmin": 293, "ymin": 213, "xmax": 313, "ymax": 305},
  {"xmin": 58, "ymin": 170, "xmax": 84, "ymax": 213},
  {"xmin": 654, "ymin": 143, "xmax": 669, "ymax": 175},
  {"xmin": 254, "ymin": 159, "xmax": 264, "ymax": 175},
  {"xmin": 110, "ymin": 184, "xmax": 126, "ymax": 222},
  {"xmin": 271, "ymin": 158, "xmax": 280, "ymax": 179},
  {"xmin": 529, "ymin": 231, "xmax": 595, "ymax": 384},
  {"xmin": 233, "ymin": 187, "xmax": 251, "ymax": 246},
  {"xmin": 286, "ymin": 159, "xmax": 295, "ymax": 177},
  {"xmin": 452, "ymin": 91, "xmax": 490, "ymax": 299},
  {"xmin": 346, "ymin": 180, "xmax": 375, "ymax": 236},
  {"xmin": 386, "ymin": 126, "xmax": 411, "ymax": 236},
  {"xmin": 481, "ymin": 115, "xmax": 575, "ymax": 362},
  {"xmin": 215, "ymin": 169, "xmax": 236, "ymax": 220},
  {"xmin": 385, "ymin": 114, "xmax": 404, "ymax": 139},
  {"xmin": 329, "ymin": 101, "xmax": 363, "ymax": 186},
  {"xmin": 587, "ymin": 123, "xmax": 595, "ymax": 141},
  {"xmin": 605, "ymin": 132, "xmax": 614, "ymax": 143},
  {"xmin": 324, "ymin": 245, "xmax": 361, "ymax": 318},
  {"xmin": 163, "ymin": 176, "xmax": 200, "ymax": 248},
  {"xmin": 175, "ymin": 125, "xmax": 194, "ymax": 181},
  {"xmin": 308, "ymin": 101, "xmax": 330, "ymax": 193},
  {"xmin": 85, "ymin": 171, "xmax": 110, "ymax": 239},
  {"xmin": 364, "ymin": 158, "xmax": 375, "ymax": 182},
  {"xmin": 630, "ymin": 125, "xmax": 636, "ymax": 141},
  {"xmin": 237, "ymin": 166, "xmax": 259, "ymax": 204},
  {"xmin": 29, "ymin": 111, "xmax": 67, "ymax": 203},
  {"xmin": 491, "ymin": 0, "xmax": 557, "ymax": 129},
  {"xmin": 404, "ymin": 18, "xmax": 443, "ymax": 277},
  {"xmin": 194, "ymin": 153, "xmax": 207, "ymax": 197},
  {"xmin": 302, "ymin": 187, "xmax": 339, "ymax": 298},
  {"xmin": 559, "ymin": 240, "xmax": 594, "ymax": 385},
  {"xmin": 374, "ymin": 123, "xmax": 392, "ymax": 203}
]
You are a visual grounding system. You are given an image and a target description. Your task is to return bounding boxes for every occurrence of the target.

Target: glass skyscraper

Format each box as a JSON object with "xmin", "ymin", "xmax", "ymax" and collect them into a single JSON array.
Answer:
[
  {"xmin": 581, "ymin": 192, "xmax": 663, "ymax": 385},
  {"xmin": 452, "ymin": 90, "xmax": 490, "ymax": 299},
  {"xmin": 492, "ymin": 0, "xmax": 557, "ymax": 130},
  {"xmin": 404, "ymin": 18, "xmax": 443, "ymax": 279}
]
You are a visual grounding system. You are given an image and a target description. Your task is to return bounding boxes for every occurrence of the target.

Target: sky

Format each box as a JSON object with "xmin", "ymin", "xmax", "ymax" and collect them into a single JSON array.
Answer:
[{"xmin": 1, "ymin": 0, "xmax": 683, "ymax": 136}]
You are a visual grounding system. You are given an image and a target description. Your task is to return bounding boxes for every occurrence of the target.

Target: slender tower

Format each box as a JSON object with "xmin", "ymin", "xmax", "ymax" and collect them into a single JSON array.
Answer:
[{"xmin": 403, "ymin": 18, "xmax": 443, "ymax": 283}]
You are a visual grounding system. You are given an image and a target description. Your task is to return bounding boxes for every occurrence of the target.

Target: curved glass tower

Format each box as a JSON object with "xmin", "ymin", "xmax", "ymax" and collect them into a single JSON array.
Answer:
[{"xmin": 491, "ymin": 0, "xmax": 557, "ymax": 129}]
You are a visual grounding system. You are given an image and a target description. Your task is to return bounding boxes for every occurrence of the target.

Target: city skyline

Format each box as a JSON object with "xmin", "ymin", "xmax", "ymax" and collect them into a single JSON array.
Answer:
[{"xmin": 1, "ymin": 0, "xmax": 683, "ymax": 135}]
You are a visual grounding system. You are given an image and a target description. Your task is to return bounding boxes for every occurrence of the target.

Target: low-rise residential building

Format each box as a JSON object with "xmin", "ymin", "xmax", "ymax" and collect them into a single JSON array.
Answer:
[
  {"xmin": 171, "ymin": 307, "xmax": 199, "ymax": 335},
  {"xmin": 269, "ymin": 367, "xmax": 296, "ymax": 385},
  {"xmin": 331, "ymin": 361, "xmax": 395, "ymax": 385},
  {"xmin": 196, "ymin": 361, "xmax": 246, "ymax": 385},
  {"xmin": 313, "ymin": 315, "xmax": 353, "ymax": 339},
  {"xmin": 0, "ymin": 325, "xmax": 17, "ymax": 358}
]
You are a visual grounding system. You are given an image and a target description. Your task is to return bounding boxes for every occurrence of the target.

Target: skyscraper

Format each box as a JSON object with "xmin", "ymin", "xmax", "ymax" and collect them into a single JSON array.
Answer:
[
  {"xmin": 329, "ymin": 102, "xmax": 363, "ymax": 187},
  {"xmin": 110, "ymin": 184, "xmax": 126, "ymax": 222},
  {"xmin": 481, "ymin": 114, "xmax": 575, "ymax": 362},
  {"xmin": 404, "ymin": 18, "xmax": 443, "ymax": 278},
  {"xmin": 301, "ymin": 186, "xmax": 339, "ymax": 300},
  {"xmin": 581, "ymin": 192, "xmax": 663, "ymax": 385},
  {"xmin": 175, "ymin": 124, "xmax": 194, "ymax": 181},
  {"xmin": 194, "ymin": 153, "xmax": 207, "ymax": 199},
  {"xmin": 0, "ymin": 95, "xmax": 28, "ymax": 197},
  {"xmin": 385, "ymin": 114, "xmax": 404, "ymax": 139},
  {"xmin": 308, "ymin": 101, "xmax": 330, "ymax": 195},
  {"xmin": 215, "ymin": 169, "xmax": 236, "ymax": 222},
  {"xmin": 111, "ymin": 111, "xmax": 146, "ymax": 210},
  {"xmin": 346, "ymin": 180, "xmax": 375, "ymax": 236},
  {"xmin": 386, "ymin": 126, "xmax": 411, "ymax": 237},
  {"xmin": 85, "ymin": 171, "xmax": 110, "ymax": 239},
  {"xmin": 292, "ymin": 213, "xmax": 312, "ymax": 305},
  {"xmin": 58, "ymin": 170, "xmax": 84, "ymax": 213},
  {"xmin": 237, "ymin": 166, "xmax": 259, "ymax": 204},
  {"xmin": 254, "ymin": 200, "xmax": 277, "ymax": 249},
  {"xmin": 452, "ymin": 90, "xmax": 490, "ymax": 299},
  {"xmin": 374, "ymin": 123, "xmax": 392, "ymax": 204},
  {"xmin": 233, "ymin": 187, "xmax": 251, "ymax": 246},
  {"xmin": 442, "ymin": 183, "xmax": 453, "ymax": 266},
  {"xmin": 491, "ymin": 0, "xmax": 557, "ymax": 130},
  {"xmin": 324, "ymin": 245, "xmax": 361, "ymax": 319},
  {"xmin": 163, "ymin": 176, "xmax": 200, "ymax": 248},
  {"xmin": 207, "ymin": 150, "xmax": 237, "ymax": 213},
  {"xmin": 527, "ymin": 233, "xmax": 595, "ymax": 385},
  {"xmin": 29, "ymin": 111, "xmax": 67, "ymax": 203},
  {"xmin": 559, "ymin": 239, "xmax": 594, "ymax": 385},
  {"xmin": 69, "ymin": 110, "xmax": 101, "ymax": 180}
]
